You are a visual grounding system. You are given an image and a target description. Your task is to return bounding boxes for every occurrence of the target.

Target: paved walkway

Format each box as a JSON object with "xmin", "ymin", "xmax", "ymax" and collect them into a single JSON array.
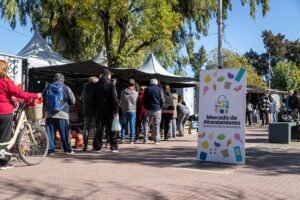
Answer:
[{"xmin": 1, "ymin": 126, "xmax": 300, "ymax": 200}]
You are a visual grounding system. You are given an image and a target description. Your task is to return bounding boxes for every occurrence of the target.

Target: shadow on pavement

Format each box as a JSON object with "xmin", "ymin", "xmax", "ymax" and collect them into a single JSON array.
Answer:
[
  {"xmin": 245, "ymin": 138, "xmax": 268, "ymax": 143},
  {"xmin": 50, "ymin": 142, "xmax": 300, "ymax": 176},
  {"xmin": 245, "ymin": 146, "xmax": 300, "ymax": 175},
  {"xmin": 0, "ymin": 177, "xmax": 290, "ymax": 200}
]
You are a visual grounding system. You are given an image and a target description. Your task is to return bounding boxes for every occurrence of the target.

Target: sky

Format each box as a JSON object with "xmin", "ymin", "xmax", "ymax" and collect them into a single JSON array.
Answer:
[{"xmin": 0, "ymin": 0, "xmax": 299, "ymax": 58}]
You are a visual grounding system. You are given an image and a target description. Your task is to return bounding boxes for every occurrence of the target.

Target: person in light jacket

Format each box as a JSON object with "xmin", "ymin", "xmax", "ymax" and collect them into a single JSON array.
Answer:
[{"xmin": 120, "ymin": 79, "xmax": 138, "ymax": 144}]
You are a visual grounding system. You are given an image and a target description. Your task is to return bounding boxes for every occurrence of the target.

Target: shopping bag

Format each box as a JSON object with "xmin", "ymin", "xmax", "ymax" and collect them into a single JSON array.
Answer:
[{"xmin": 111, "ymin": 115, "xmax": 121, "ymax": 131}]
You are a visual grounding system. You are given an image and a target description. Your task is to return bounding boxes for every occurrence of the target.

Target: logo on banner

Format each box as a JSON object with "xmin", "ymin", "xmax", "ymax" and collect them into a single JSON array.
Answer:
[{"xmin": 215, "ymin": 95, "xmax": 229, "ymax": 114}]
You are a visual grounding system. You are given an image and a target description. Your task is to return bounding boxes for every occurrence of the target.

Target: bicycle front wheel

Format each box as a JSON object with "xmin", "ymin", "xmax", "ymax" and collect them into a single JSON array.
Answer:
[{"xmin": 17, "ymin": 125, "xmax": 49, "ymax": 165}]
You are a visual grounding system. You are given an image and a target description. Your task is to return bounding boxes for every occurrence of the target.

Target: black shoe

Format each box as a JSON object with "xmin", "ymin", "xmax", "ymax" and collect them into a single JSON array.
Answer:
[{"xmin": 0, "ymin": 163, "xmax": 14, "ymax": 170}]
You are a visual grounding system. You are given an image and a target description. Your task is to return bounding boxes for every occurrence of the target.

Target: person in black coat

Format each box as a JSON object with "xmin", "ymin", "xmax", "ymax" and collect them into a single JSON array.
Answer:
[
  {"xmin": 81, "ymin": 76, "xmax": 98, "ymax": 151},
  {"xmin": 93, "ymin": 69, "xmax": 119, "ymax": 152}
]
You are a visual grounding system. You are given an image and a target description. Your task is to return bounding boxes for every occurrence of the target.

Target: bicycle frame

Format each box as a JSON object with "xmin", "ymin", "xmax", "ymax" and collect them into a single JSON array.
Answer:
[{"xmin": 0, "ymin": 107, "xmax": 34, "ymax": 154}]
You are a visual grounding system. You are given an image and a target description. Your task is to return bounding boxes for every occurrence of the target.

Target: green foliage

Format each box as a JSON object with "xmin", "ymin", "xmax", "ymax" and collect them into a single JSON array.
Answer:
[
  {"xmin": 1, "ymin": 0, "xmax": 270, "ymax": 71},
  {"xmin": 190, "ymin": 46, "xmax": 207, "ymax": 78},
  {"xmin": 244, "ymin": 49, "xmax": 269, "ymax": 76},
  {"xmin": 245, "ymin": 31, "xmax": 300, "ymax": 77},
  {"xmin": 271, "ymin": 61, "xmax": 298, "ymax": 91},
  {"xmin": 206, "ymin": 49, "xmax": 266, "ymax": 87}
]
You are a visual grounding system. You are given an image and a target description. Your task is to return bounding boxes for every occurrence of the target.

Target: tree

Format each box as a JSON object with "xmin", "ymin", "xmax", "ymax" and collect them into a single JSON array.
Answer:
[
  {"xmin": 271, "ymin": 61, "xmax": 298, "ymax": 91},
  {"xmin": 189, "ymin": 45, "xmax": 207, "ymax": 78},
  {"xmin": 245, "ymin": 31, "xmax": 300, "ymax": 77},
  {"xmin": 244, "ymin": 48, "xmax": 269, "ymax": 76},
  {"xmin": 1, "ymin": 0, "xmax": 270, "ymax": 69},
  {"xmin": 206, "ymin": 49, "xmax": 266, "ymax": 87}
]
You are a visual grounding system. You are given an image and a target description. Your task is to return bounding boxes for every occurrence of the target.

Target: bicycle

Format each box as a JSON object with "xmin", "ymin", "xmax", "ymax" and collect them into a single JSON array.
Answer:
[{"xmin": 0, "ymin": 100, "xmax": 49, "ymax": 165}]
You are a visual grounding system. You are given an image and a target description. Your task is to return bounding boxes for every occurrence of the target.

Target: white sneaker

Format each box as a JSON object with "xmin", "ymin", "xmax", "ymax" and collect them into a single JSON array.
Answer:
[
  {"xmin": 154, "ymin": 141, "xmax": 162, "ymax": 145},
  {"xmin": 130, "ymin": 142, "xmax": 134, "ymax": 144},
  {"xmin": 92, "ymin": 149, "xmax": 101, "ymax": 153},
  {"xmin": 65, "ymin": 151, "xmax": 75, "ymax": 155},
  {"xmin": 111, "ymin": 150, "xmax": 119, "ymax": 153}
]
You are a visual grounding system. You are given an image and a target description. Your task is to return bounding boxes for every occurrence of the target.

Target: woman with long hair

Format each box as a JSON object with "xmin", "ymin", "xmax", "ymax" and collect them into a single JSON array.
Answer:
[{"xmin": 0, "ymin": 60, "xmax": 41, "ymax": 170}]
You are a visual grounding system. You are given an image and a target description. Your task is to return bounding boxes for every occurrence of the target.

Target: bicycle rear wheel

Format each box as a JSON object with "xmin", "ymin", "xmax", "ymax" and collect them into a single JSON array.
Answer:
[{"xmin": 17, "ymin": 125, "xmax": 49, "ymax": 165}]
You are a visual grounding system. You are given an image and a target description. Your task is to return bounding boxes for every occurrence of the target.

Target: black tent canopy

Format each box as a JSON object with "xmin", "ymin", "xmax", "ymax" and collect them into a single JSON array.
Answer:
[{"xmin": 28, "ymin": 60, "xmax": 198, "ymax": 93}]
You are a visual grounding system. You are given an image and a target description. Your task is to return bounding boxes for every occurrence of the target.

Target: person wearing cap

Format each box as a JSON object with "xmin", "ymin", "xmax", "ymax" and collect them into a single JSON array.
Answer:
[
  {"xmin": 120, "ymin": 79, "xmax": 138, "ymax": 144},
  {"xmin": 93, "ymin": 69, "xmax": 119, "ymax": 153},
  {"xmin": 44, "ymin": 73, "xmax": 76, "ymax": 155},
  {"xmin": 142, "ymin": 78, "xmax": 165, "ymax": 144}
]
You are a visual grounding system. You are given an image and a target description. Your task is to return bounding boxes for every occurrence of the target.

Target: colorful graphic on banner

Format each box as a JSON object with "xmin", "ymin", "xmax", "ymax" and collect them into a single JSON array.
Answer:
[{"xmin": 197, "ymin": 68, "xmax": 246, "ymax": 164}]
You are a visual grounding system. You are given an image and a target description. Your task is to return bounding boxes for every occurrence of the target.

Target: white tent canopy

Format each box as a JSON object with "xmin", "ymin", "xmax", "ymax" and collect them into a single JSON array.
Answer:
[
  {"xmin": 17, "ymin": 31, "xmax": 72, "ymax": 68},
  {"xmin": 138, "ymin": 54, "xmax": 181, "ymax": 77},
  {"xmin": 93, "ymin": 49, "xmax": 108, "ymax": 66}
]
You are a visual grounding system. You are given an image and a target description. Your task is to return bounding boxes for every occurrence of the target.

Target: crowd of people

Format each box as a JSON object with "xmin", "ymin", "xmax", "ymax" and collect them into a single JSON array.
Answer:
[
  {"xmin": 246, "ymin": 90, "xmax": 300, "ymax": 126},
  {"xmin": 79, "ymin": 69, "xmax": 191, "ymax": 151},
  {"xmin": 0, "ymin": 62, "xmax": 192, "ymax": 170}
]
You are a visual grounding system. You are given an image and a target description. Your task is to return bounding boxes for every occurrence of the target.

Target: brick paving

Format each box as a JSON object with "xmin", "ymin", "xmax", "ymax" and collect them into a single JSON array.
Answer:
[{"xmin": 1, "ymin": 126, "xmax": 300, "ymax": 200}]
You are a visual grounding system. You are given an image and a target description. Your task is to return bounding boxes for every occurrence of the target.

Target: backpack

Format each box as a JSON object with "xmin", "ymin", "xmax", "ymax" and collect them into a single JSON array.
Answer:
[{"xmin": 45, "ymin": 83, "xmax": 64, "ymax": 112}]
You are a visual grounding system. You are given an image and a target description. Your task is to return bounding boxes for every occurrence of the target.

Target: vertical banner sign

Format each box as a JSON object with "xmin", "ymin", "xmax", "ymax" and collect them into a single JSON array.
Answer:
[
  {"xmin": 197, "ymin": 68, "xmax": 246, "ymax": 165},
  {"xmin": 0, "ymin": 55, "xmax": 22, "ymax": 88}
]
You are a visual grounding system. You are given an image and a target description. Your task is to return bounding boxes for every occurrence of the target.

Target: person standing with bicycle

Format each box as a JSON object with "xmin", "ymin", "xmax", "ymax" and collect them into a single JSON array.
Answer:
[{"xmin": 0, "ymin": 60, "xmax": 41, "ymax": 170}]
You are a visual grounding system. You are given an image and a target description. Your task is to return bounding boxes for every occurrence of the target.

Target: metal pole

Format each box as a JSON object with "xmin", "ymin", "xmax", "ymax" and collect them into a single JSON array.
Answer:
[
  {"xmin": 217, "ymin": 0, "xmax": 223, "ymax": 69},
  {"xmin": 268, "ymin": 52, "xmax": 271, "ymax": 89}
]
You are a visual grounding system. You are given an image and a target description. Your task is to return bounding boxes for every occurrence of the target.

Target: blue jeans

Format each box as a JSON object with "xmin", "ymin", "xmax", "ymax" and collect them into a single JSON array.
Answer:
[
  {"xmin": 169, "ymin": 118, "xmax": 177, "ymax": 137},
  {"xmin": 121, "ymin": 112, "xmax": 136, "ymax": 142},
  {"xmin": 46, "ymin": 118, "xmax": 72, "ymax": 153},
  {"xmin": 271, "ymin": 112, "xmax": 277, "ymax": 122}
]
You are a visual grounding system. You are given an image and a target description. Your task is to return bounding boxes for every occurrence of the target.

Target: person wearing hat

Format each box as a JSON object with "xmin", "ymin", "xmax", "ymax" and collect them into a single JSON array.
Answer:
[
  {"xmin": 93, "ymin": 69, "xmax": 119, "ymax": 152},
  {"xmin": 120, "ymin": 79, "xmax": 138, "ymax": 144}
]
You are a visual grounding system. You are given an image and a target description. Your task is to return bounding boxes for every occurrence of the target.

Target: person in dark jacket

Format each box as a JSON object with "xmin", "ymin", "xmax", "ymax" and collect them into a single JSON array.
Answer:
[
  {"xmin": 288, "ymin": 90, "xmax": 299, "ymax": 120},
  {"xmin": 161, "ymin": 84, "xmax": 174, "ymax": 141},
  {"xmin": 259, "ymin": 93, "xmax": 270, "ymax": 126},
  {"xmin": 120, "ymin": 79, "xmax": 138, "ymax": 144},
  {"xmin": 142, "ymin": 78, "xmax": 165, "ymax": 144},
  {"xmin": 44, "ymin": 73, "xmax": 76, "ymax": 155},
  {"xmin": 93, "ymin": 69, "xmax": 119, "ymax": 152},
  {"xmin": 81, "ymin": 76, "xmax": 98, "ymax": 151},
  {"xmin": 136, "ymin": 86, "xmax": 146, "ymax": 142},
  {"xmin": 0, "ymin": 60, "xmax": 41, "ymax": 170}
]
